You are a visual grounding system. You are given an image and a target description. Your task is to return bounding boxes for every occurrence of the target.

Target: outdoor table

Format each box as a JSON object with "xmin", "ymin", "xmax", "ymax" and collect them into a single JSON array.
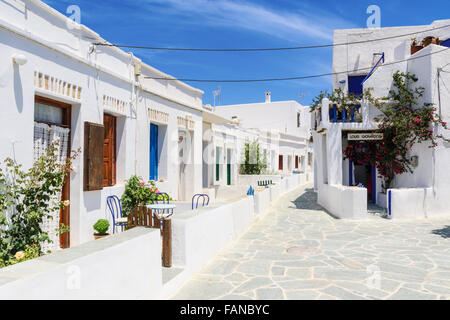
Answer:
[{"xmin": 146, "ymin": 204, "xmax": 176, "ymax": 268}]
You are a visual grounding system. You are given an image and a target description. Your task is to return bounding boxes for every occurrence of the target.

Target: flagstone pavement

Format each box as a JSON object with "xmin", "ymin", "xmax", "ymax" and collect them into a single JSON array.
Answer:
[{"xmin": 171, "ymin": 184, "xmax": 450, "ymax": 300}]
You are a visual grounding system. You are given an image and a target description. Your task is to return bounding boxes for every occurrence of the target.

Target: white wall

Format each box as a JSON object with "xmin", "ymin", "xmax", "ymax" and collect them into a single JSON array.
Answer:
[{"xmin": 0, "ymin": 228, "xmax": 162, "ymax": 299}]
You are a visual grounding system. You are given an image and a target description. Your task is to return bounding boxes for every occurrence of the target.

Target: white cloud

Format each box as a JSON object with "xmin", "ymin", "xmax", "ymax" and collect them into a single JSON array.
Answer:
[{"xmin": 143, "ymin": 0, "xmax": 356, "ymax": 42}]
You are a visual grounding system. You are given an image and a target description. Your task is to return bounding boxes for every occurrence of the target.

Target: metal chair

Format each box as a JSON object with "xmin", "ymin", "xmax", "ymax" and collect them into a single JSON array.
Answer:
[
  {"xmin": 192, "ymin": 194, "xmax": 210, "ymax": 210},
  {"xmin": 106, "ymin": 195, "xmax": 128, "ymax": 234}
]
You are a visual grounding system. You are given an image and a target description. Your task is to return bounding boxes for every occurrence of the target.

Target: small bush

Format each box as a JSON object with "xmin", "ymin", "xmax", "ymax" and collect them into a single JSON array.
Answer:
[{"xmin": 93, "ymin": 219, "xmax": 110, "ymax": 235}]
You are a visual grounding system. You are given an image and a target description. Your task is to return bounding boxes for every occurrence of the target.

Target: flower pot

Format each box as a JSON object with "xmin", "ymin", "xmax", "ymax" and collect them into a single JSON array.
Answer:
[
  {"xmin": 411, "ymin": 45, "xmax": 423, "ymax": 55},
  {"xmin": 94, "ymin": 233, "xmax": 110, "ymax": 240}
]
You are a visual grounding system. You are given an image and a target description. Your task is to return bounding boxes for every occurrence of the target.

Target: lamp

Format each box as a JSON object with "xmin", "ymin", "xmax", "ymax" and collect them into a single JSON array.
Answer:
[
  {"xmin": 12, "ymin": 54, "xmax": 27, "ymax": 66},
  {"xmin": 411, "ymin": 155, "xmax": 419, "ymax": 168}
]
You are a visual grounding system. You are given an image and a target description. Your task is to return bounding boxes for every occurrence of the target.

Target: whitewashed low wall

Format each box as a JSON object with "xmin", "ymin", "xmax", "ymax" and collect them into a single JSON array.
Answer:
[
  {"xmin": 0, "ymin": 228, "xmax": 162, "ymax": 300},
  {"xmin": 269, "ymin": 184, "xmax": 281, "ymax": 202},
  {"xmin": 387, "ymin": 188, "xmax": 430, "ymax": 220},
  {"xmin": 254, "ymin": 188, "xmax": 271, "ymax": 217},
  {"xmin": 215, "ymin": 185, "xmax": 249, "ymax": 202},
  {"xmin": 318, "ymin": 184, "xmax": 367, "ymax": 220},
  {"xmin": 171, "ymin": 196, "xmax": 255, "ymax": 272},
  {"xmin": 237, "ymin": 175, "xmax": 282, "ymax": 186}
]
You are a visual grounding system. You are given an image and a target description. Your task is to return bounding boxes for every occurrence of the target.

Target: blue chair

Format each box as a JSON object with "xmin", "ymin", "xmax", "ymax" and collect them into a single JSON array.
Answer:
[
  {"xmin": 192, "ymin": 194, "xmax": 210, "ymax": 210},
  {"xmin": 106, "ymin": 195, "xmax": 128, "ymax": 234}
]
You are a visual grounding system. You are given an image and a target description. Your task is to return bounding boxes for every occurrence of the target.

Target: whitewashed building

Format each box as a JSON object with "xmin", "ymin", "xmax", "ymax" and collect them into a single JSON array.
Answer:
[
  {"xmin": 312, "ymin": 20, "xmax": 450, "ymax": 219},
  {"xmin": 214, "ymin": 93, "xmax": 314, "ymax": 182},
  {"xmin": 0, "ymin": 0, "xmax": 204, "ymax": 248}
]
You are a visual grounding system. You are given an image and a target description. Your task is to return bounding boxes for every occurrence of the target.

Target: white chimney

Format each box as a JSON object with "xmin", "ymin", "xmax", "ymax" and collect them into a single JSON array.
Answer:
[{"xmin": 265, "ymin": 91, "xmax": 271, "ymax": 103}]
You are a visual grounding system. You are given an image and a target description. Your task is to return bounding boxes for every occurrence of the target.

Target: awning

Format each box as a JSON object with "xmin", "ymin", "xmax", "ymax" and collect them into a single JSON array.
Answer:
[{"xmin": 202, "ymin": 109, "xmax": 232, "ymax": 124}]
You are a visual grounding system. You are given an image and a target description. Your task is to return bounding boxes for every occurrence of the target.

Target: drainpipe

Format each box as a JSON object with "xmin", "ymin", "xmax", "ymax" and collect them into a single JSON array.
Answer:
[{"xmin": 129, "ymin": 52, "xmax": 138, "ymax": 175}]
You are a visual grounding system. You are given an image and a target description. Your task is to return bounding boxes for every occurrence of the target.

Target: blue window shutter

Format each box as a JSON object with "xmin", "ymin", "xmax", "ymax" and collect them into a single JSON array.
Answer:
[
  {"xmin": 348, "ymin": 75, "xmax": 367, "ymax": 95},
  {"xmin": 441, "ymin": 39, "xmax": 450, "ymax": 48},
  {"xmin": 150, "ymin": 124, "xmax": 158, "ymax": 181}
]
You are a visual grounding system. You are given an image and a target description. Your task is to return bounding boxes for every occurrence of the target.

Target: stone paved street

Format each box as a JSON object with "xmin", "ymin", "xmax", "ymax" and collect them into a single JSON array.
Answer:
[{"xmin": 172, "ymin": 184, "xmax": 450, "ymax": 300}]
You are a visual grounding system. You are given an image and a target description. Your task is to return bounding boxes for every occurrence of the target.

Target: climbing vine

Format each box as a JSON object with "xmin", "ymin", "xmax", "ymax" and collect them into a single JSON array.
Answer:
[{"xmin": 343, "ymin": 71, "xmax": 449, "ymax": 191}]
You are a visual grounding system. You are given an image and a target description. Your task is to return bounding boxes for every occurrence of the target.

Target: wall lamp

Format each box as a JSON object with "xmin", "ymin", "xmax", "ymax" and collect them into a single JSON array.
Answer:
[{"xmin": 12, "ymin": 54, "xmax": 28, "ymax": 66}]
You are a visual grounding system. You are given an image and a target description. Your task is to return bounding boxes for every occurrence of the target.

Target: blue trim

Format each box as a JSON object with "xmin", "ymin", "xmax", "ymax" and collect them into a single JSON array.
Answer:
[
  {"xmin": 361, "ymin": 53, "xmax": 385, "ymax": 85},
  {"xmin": 349, "ymin": 162, "xmax": 353, "ymax": 186},
  {"xmin": 371, "ymin": 166, "xmax": 377, "ymax": 204},
  {"xmin": 388, "ymin": 190, "xmax": 392, "ymax": 216},
  {"xmin": 333, "ymin": 105, "xmax": 337, "ymax": 123},
  {"xmin": 351, "ymin": 107, "xmax": 355, "ymax": 122},
  {"xmin": 342, "ymin": 107, "xmax": 346, "ymax": 122}
]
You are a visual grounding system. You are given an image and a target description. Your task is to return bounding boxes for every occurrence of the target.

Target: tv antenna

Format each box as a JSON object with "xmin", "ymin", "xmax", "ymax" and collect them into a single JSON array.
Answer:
[
  {"xmin": 213, "ymin": 86, "xmax": 222, "ymax": 107},
  {"xmin": 298, "ymin": 92, "xmax": 309, "ymax": 105}
]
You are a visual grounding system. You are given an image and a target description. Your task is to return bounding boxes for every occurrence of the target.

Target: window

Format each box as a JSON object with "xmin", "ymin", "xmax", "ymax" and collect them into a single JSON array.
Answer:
[
  {"xmin": 297, "ymin": 112, "xmax": 301, "ymax": 127},
  {"xmin": 103, "ymin": 114, "xmax": 117, "ymax": 187},
  {"xmin": 295, "ymin": 156, "xmax": 299, "ymax": 169},
  {"xmin": 279, "ymin": 155, "xmax": 284, "ymax": 171}
]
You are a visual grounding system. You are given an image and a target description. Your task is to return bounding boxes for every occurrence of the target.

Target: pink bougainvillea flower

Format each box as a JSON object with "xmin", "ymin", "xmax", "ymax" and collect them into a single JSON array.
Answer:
[{"xmin": 140, "ymin": 181, "xmax": 146, "ymax": 186}]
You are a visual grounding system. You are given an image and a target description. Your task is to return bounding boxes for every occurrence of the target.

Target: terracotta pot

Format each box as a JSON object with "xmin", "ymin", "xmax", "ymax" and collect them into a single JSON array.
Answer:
[
  {"xmin": 411, "ymin": 45, "xmax": 423, "ymax": 55},
  {"xmin": 94, "ymin": 233, "xmax": 110, "ymax": 240}
]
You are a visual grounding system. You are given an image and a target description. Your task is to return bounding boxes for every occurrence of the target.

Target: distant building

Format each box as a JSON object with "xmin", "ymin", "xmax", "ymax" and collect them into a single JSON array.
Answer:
[{"xmin": 213, "ymin": 92, "xmax": 314, "ymax": 180}]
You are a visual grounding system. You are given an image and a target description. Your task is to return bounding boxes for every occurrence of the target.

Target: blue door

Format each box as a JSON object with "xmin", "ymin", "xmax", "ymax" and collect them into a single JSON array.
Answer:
[{"xmin": 150, "ymin": 124, "xmax": 158, "ymax": 181}]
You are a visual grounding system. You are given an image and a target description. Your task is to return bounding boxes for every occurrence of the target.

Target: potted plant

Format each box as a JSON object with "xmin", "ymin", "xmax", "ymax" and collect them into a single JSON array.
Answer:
[
  {"xmin": 93, "ymin": 219, "xmax": 110, "ymax": 239},
  {"xmin": 411, "ymin": 37, "xmax": 423, "ymax": 55},
  {"xmin": 422, "ymin": 36, "xmax": 442, "ymax": 48}
]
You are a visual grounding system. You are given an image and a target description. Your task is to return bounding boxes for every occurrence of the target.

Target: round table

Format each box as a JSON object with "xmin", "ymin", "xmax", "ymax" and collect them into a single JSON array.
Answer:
[
  {"xmin": 146, "ymin": 204, "xmax": 176, "ymax": 268},
  {"xmin": 146, "ymin": 204, "xmax": 176, "ymax": 220}
]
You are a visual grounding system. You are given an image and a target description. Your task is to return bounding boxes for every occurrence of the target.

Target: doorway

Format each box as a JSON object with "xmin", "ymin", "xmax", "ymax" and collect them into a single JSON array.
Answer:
[
  {"xmin": 34, "ymin": 96, "xmax": 71, "ymax": 249},
  {"xmin": 149, "ymin": 124, "xmax": 159, "ymax": 181},
  {"xmin": 226, "ymin": 148, "xmax": 232, "ymax": 186},
  {"xmin": 353, "ymin": 163, "xmax": 376, "ymax": 203}
]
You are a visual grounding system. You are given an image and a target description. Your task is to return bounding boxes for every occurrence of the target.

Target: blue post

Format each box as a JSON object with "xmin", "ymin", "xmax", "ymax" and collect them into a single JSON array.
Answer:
[
  {"xmin": 372, "ymin": 166, "xmax": 377, "ymax": 204},
  {"xmin": 351, "ymin": 106, "xmax": 355, "ymax": 122},
  {"xmin": 342, "ymin": 107, "xmax": 346, "ymax": 122},
  {"xmin": 388, "ymin": 190, "xmax": 392, "ymax": 217},
  {"xmin": 333, "ymin": 105, "xmax": 337, "ymax": 123}
]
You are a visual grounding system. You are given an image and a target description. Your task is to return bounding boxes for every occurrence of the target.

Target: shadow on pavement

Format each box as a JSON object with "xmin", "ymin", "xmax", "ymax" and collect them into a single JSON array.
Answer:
[
  {"xmin": 431, "ymin": 226, "xmax": 450, "ymax": 239},
  {"xmin": 290, "ymin": 188, "xmax": 323, "ymax": 211}
]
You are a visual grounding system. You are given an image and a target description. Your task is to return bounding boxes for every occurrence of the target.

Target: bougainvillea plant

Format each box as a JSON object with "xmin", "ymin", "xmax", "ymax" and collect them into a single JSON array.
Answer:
[
  {"xmin": 344, "ymin": 71, "xmax": 450, "ymax": 192},
  {"xmin": 120, "ymin": 175, "xmax": 168, "ymax": 216}
]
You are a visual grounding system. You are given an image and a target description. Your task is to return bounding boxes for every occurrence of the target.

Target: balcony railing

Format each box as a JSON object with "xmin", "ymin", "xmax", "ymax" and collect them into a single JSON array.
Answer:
[{"xmin": 328, "ymin": 104, "xmax": 363, "ymax": 123}]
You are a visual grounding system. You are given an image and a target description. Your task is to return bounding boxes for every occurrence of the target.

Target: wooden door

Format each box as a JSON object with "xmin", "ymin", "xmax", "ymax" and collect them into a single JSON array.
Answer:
[
  {"xmin": 279, "ymin": 155, "xmax": 284, "ymax": 171},
  {"xmin": 34, "ymin": 96, "xmax": 71, "ymax": 248},
  {"xmin": 103, "ymin": 114, "xmax": 116, "ymax": 187}
]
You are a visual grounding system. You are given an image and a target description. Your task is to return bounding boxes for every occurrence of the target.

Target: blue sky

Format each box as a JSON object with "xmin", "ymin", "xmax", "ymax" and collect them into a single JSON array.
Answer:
[{"xmin": 43, "ymin": 0, "xmax": 450, "ymax": 106}]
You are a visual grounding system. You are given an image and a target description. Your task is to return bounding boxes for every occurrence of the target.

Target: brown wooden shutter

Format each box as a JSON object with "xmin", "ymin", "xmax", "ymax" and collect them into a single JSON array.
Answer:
[
  {"xmin": 295, "ymin": 156, "xmax": 299, "ymax": 169},
  {"xmin": 279, "ymin": 155, "xmax": 284, "ymax": 171},
  {"xmin": 84, "ymin": 122, "xmax": 105, "ymax": 191}
]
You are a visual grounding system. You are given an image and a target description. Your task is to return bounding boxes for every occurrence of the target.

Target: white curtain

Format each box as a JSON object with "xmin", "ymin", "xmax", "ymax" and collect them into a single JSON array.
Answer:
[{"xmin": 33, "ymin": 122, "xmax": 70, "ymax": 253}]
